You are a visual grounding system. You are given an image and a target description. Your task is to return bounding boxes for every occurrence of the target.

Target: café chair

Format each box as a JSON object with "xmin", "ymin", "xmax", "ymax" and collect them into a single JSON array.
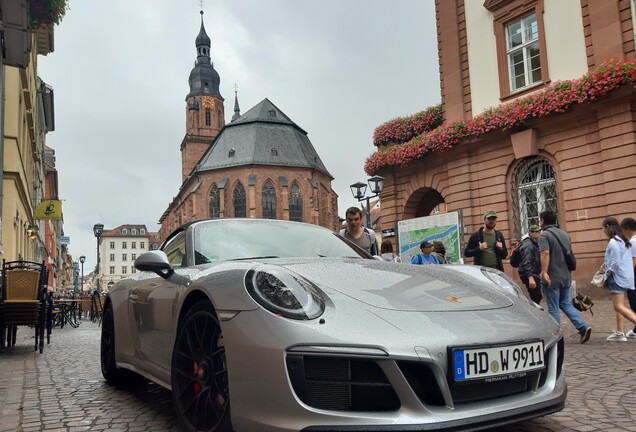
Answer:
[{"xmin": 0, "ymin": 260, "xmax": 47, "ymax": 353}]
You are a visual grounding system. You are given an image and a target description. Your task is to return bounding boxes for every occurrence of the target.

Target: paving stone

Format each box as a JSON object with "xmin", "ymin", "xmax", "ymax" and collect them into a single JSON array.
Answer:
[{"xmin": 1, "ymin": 300, "xmax": 635, "ymax": 431}]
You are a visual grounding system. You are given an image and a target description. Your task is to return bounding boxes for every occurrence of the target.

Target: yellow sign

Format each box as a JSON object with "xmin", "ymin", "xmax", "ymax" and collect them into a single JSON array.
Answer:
[{"xmin": 34, "ymin": 200, "xmax": 63, "ymax": 220}]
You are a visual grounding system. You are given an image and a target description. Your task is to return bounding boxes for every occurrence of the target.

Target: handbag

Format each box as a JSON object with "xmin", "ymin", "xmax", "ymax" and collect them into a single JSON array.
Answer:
[
  {"xmin": 591, "ymin": 264, "xmax": 605, "ymax": 288},
  {"xmin": 572, "ymin": 293, "xmax": 595, "ymax": 315}
]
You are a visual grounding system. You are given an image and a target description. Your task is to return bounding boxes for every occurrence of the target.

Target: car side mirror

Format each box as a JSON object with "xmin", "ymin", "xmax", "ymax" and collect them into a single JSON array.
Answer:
[{"xmin": 135, "ymin": 251, "xmax": 174, "ymax": 278}]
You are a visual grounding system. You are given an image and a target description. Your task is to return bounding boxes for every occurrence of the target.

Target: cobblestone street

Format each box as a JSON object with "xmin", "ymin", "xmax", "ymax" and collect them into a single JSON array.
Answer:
[{"xmin": 1, "ymin": 300, "xmax": 635, "ymax": 432}]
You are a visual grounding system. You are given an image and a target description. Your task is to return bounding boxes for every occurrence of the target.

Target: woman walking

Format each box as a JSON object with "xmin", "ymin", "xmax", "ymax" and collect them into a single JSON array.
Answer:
[{"xmin": 602, "ymin": 217, "xmax": 636, "ymax": 342}]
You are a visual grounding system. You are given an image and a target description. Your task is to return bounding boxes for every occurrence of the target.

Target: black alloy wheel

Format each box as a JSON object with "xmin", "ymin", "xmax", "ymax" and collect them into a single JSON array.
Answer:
[
  {"xmin": 172, "ymin": 301, "xmax": 232, "ymax": 432},
  {"xmin": 101, "ymin": 303, "xmax": 124, "ymax": 384}
]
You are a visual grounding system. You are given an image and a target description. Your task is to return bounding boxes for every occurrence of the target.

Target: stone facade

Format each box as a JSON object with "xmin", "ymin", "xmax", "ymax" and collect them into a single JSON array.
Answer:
[{"xmin": 374, "ymin": 0, "xmax": 636, "ymax": 294}]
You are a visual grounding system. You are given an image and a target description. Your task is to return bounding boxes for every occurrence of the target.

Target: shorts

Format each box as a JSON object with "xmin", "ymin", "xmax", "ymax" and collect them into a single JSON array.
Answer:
[{"xmin": 606, "ymin": 274, "xmax": 629, "ymax": 294}]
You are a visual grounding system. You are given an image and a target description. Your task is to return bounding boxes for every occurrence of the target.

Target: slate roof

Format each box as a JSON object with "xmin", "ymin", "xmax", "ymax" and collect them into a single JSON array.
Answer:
[{"xmin": 196, "ymin": 98, "xmax": 332, "ymax": 178}]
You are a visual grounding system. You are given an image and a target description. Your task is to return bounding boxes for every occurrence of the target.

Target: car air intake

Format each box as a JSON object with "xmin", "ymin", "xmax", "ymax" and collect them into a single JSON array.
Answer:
[{"xmin": 286, "ymin": 355, "xmax": 399, "ymax": 412}]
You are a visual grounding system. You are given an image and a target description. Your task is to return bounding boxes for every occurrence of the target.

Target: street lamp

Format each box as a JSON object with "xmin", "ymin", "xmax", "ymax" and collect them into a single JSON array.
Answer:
[
  {"xmin": 349, "ymin": 175, "xmax": 385, "ymax": 228},
  {"xmin": 79, "ymin": 255, "xmax": 86, "ymax": 294},
  {"xmin": 93, "ymin": 223, "xmax": 104, "ymax": 293}
]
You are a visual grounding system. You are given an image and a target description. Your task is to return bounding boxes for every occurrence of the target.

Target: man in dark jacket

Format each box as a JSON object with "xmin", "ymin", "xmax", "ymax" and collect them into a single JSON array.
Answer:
[
  {"xmin": 518, "ymin": 225, "xmax": 543, "ymax": 304},
  {"xmin": 464, "ymin": 210, "xmax": 508, "ymax": 271}
]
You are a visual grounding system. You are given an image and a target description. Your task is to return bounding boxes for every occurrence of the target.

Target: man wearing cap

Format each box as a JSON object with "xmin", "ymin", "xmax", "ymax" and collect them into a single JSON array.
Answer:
[
  {"xmin": 517, "ymin": 225, "xmax": 543, "ymax": 304},
  {"xmin": 411, "ymin": 241, "xmax": 440, "ymax": 265},
  {"xmin": 464, "ymin": 210, "xmax": 508, "ymax": 271}
]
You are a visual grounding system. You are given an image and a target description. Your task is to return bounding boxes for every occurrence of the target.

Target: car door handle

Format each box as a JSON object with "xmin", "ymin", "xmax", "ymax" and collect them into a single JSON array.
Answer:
[{"xmin": 129, "ymin": 294, "xmax": 138, "ymax": 301}]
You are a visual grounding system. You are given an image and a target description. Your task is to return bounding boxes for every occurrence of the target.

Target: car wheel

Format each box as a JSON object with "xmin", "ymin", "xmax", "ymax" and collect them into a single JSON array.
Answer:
[
  {"xmin": 172, "ymin": 300, "xmax": 232, "ymax": 432},
  {"xmin": 101, "ymin": 303, "xmax": 125, "ymax": 384}
]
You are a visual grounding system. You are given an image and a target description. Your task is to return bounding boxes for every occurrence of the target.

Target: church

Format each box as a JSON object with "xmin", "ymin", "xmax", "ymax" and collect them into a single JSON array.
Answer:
[{"xmin": 159, "ymin": 11, "xmax": 340, "ymax": 240}]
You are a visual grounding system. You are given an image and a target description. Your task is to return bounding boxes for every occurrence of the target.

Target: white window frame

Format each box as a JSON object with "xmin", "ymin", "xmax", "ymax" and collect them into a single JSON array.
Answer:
[{"xmin": 506, "ymin": 12, "xmax": 540, "ymax": 92}]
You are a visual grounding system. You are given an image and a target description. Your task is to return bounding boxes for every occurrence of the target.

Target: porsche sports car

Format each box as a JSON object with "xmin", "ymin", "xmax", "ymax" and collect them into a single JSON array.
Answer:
[{"xmin": 101, "ymin": 218, "xmax": 566, "ymax": 432}]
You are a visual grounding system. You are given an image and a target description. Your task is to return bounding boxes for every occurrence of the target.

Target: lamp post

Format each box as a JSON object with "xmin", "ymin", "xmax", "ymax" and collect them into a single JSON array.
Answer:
[
  {"xmin": 79, "ymin": 255, "xmax": 86, "ymax": 295},
  {"xmin": 93, "ymin": 223, "xmax": 104, "ymax": 294},
  {"xmin": 349, "ymin": 175, "xmax": 385, "ymax": 229}
]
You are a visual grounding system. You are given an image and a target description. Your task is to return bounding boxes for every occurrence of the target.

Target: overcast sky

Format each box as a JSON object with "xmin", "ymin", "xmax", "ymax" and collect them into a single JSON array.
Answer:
[{"xmin": 37, "ymin": 0, "xmax": 440, "ymax": 273}]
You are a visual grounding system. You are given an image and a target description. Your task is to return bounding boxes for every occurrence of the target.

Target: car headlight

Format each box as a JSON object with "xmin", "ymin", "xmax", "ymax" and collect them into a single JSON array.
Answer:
[
  {"xmin": 245, "ymin": 266, "xmax": 325, "ymax": 320},
  {"xmin": 481, "ymin": 267, "xmax": 529, "ymax": 301}
]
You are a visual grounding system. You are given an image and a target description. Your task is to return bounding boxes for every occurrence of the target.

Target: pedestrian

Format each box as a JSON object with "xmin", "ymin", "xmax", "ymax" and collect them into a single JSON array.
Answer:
[
  {"xmin": 379, "ymin": 239, "xmax": 401, "ymax": 262},
  {"xmin": 517, "ymin": 224, "xmax": 543, "ymax": 304},
  {"xmin": 432, "ymin": 240, "xmax": 448, "ymax": 264},
  {"xmin": 340, "ymin": 206, "xmax": 379, "ymax": 255},
  {"xmin": 538, "ymin": 210, "xmax": 592, "ymax": 344},
  {"xmin": 411, "ymin": 241, "xmax": 440, "ymax": 265},
  {"xmin": 601, "ymin": 217, "xmax": 636, "ymax": 342},
  {"xmin": 464, "ymin": 210, "xmax": 508, "ymax": 271},
  {"xmin": 619, "ymin": 217, "xmax": 636, "ymax": 339}
]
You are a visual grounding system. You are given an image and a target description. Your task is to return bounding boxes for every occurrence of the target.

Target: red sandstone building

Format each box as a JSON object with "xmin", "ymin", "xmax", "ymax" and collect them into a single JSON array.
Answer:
[
  {"xmin": 159, "ymin": 12, "xmax": 339, "ymax": 240},
  {"xmin": 369, "ymin": 0, "xmax": 636, "ymax": 293}
]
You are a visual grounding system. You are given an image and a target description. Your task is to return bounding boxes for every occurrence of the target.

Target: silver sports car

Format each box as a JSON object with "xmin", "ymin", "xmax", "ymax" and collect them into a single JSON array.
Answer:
[{"xmin": 100, "ymin": 218, "xmax": 566, "ymax": 432}]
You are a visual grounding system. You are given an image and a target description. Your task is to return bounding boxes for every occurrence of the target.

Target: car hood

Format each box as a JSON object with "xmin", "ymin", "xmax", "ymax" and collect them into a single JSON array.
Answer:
[{"xmin": 268, "ymin": 258, "xmax": 516, "ymax": 312}]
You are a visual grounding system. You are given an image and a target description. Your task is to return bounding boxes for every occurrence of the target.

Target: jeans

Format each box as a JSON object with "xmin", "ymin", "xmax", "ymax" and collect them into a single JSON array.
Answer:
[{"xmin": 543, "ymin": 281, "xmax": 588, "ymax": 331}]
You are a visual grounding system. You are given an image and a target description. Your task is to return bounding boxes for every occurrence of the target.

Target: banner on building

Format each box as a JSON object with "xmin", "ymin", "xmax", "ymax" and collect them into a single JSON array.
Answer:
[
  {"xmin": 34, "ymin": 200, "xmax": 63, "ymax": 220},
  {"xmin": 396, "ymin": 210, "xmax": 465, "ymax": 264}
]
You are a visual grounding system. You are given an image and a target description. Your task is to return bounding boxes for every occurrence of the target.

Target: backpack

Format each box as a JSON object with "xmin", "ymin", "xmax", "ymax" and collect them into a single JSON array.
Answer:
[{"xmin": 509, "ymin": 240, "xmax": 524, "ymax": 268}]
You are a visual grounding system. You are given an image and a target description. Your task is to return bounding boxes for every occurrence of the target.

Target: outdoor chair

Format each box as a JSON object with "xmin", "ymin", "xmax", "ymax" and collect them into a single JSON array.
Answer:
[{"xmin": 0, "ymin": 260, "xmax": 47, "ymax": 353}]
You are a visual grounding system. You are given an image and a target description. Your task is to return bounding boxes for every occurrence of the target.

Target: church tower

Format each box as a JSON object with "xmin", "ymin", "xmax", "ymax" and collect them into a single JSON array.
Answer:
[{"xmin": 181, "ymin": 10, "xmax": 225, "ymax": 182}]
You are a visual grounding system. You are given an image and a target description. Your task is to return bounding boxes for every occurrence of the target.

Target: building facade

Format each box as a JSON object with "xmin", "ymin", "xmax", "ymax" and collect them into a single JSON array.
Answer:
[
  {"xmin": 1, "ymin": 1, "xmax": 57, "ymax": 265},
  {"xmin": 159, "ymin": 11, "xmax": 339, "ymax": 240},
  {"xmin": 368, "ymin": 0, "xmax": 636, "ymax": 294},
  {"xmin": 98, "ymin": 225, "xmax": 155, "ymax": 291}
]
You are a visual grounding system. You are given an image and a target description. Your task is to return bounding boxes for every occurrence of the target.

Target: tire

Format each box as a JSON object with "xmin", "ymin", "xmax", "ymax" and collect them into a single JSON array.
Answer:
[
  {"xmin": 172, "ymin": 301, "xmax": 232, "ymax": 432},
  {"xmin": 100, "ymin": 303, "xmax": 125, "ymax": 384}
]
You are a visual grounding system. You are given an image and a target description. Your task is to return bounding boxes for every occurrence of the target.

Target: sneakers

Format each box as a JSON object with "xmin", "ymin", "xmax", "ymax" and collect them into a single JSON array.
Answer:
[
  {"xmin": 606, "ymin": 330, "xmax": 627, "ymax": 342},
  {"xmin": 580, "ymin": 327, "xmax": 592, "ymax": 344},
  {"xmin": 626, "ymin": 329, "xmax": 636, "ymax": 339}
]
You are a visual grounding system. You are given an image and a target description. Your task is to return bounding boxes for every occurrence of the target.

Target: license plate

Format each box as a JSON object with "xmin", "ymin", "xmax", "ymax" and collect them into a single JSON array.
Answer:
[{"xmin": 452, "ymin": 341, "xmax": 544, "ymax": 382}]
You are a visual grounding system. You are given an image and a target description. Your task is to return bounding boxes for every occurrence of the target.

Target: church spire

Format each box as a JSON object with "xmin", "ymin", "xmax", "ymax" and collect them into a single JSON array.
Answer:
[
  {"xmin": 232, "ymin": 84, "xmax": 241, "ymax": 121},
  {"xmin": 188, "ymin": 10, "xmax": 220, "ymax": 96}
]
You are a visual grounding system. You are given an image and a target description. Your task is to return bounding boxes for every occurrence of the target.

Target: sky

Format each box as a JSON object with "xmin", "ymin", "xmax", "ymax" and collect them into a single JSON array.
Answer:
[{"xmin": 37, "ymin": 0, "xmax": 441, "ymax": 273}]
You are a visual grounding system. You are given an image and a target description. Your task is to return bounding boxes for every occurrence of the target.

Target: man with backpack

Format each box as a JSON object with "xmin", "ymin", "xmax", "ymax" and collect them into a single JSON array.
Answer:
[
  {"xmin": 512, "ymin": 224, "xmax": 543, "ymax": 304},
  {"xmin": 464, "ymin": 210, "xmax": 508, "ymax": 271},
  {"xmin": 340, "ymin": 207, "xmax": 379, "ymax": 255},
  {"xmin": 411, "ymin": 241, "xmax": 440, "ymax": 265},
  {"xmin": 539, "ymin": 210, "xmax": 592, "ymax": 344}
]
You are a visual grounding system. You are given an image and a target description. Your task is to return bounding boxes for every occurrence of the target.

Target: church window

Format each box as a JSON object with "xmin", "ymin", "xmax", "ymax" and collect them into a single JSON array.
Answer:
[
  {"xmin": 262, "ymin": 181, "xmax": 277, "ymax": 219},
  {"xmin": 511, "ymin": 157, "xmax": 558, "ymax": 239},
  {"xmin": 205, "ymin": 109, "xmax": 211, "ymax": 126},
  {"xmin": 289, "ymin": 182, "xmax": 303, "ymax": 222},
  {"xmin": 209, "ymin": 184, "xmax": 220, "ymax": 219},
  {"xmin": 233, "ymin": 182, "xmax": 247, "ymax": 218},
  {"xmin": 218, "ymin": 111, "xmax": 222, "ymax": 128}
]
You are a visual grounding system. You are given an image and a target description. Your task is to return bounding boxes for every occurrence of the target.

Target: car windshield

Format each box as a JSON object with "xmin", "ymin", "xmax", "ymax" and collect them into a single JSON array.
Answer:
[{"xmin": 192, "ymin": 219, "xmax": 369, "ymax": 263}]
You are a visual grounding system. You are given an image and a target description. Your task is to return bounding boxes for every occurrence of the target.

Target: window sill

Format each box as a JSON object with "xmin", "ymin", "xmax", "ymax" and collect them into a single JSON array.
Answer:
[{"xmin": 501, "ymin": 80, "xmax": 550, "ymax": 103}]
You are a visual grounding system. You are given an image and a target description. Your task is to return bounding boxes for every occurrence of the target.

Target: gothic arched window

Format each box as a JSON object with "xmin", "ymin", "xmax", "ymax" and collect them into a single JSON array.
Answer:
[
  {"xmin": 209, "ymin": 184, "xmax": 220, "ymax": 219},
  {"xmin": 218, "ymin": 110, "xmax": 223, "ymax": 129},
  {"xmin": 512, "ymin": 157, "xmax": 558, "ymax": 238},
  {"xmin": 289, "ymin": 182, "xmax": 303, "ymax": 222},
  {"xmin": 205, "ymin": 109, "xmax": 211, "ymax": 126},
  {"xmin": 233, "ymin": 182, "xmax": 246, "ymax": 218},
  {"xmin": 262, "ymin": 181, "xmax": 277, "ymax": 219}
]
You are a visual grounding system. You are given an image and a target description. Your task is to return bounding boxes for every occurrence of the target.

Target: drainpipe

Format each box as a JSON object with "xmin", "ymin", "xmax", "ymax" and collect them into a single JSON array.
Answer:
[{"xmin": 0, "ymin": 61, "xmax": 5, "ymax": 257}]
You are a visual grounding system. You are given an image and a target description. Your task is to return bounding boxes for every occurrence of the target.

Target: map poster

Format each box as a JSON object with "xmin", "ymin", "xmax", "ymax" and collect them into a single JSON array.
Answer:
[{"xmin": 396, "ymin": 210, "xmax": 464, "ymax": 264}]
